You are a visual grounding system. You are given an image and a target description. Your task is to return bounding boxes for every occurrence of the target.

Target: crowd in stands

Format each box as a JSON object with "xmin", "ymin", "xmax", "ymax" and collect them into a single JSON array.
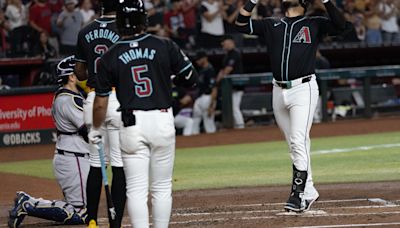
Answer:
[{"xmin": 0, "ymin": 0, "xmax": 399, "ymax": 59}]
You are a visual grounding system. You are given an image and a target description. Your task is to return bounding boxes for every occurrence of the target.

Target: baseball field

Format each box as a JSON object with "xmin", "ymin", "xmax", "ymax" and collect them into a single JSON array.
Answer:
[{"xmin": 1, "ymin": 116, "xmax": 400, "ymax": 227}]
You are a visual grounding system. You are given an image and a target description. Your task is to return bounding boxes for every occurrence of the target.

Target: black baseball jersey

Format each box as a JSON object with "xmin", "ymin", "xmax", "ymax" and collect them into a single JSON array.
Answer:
[
  {"xmin": 75, "ymin": 17, "xmax": 121, "ymax": 88},
  {"xmin": 96, "ymin": 33, "xmax": 194, "ymax": 110},
  {"xmin": 172, "ymin": 86, "xmax": 188, "ymax": 116},
  {"xmin": 222, "ymin": 48, "xmax": 243, "ymax": 74},
  {"xmin": 238, "ymin": 1, "xmax": 346, "ymax": 81},
  {"xmin": 197, "ymin": 63, "xmax": 217, "ymax": 95}
]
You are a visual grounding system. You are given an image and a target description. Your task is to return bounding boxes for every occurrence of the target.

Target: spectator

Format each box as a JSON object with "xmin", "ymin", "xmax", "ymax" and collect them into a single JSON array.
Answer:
[
  {"xmin": 172, "ymin": 86, "xmax": 195, "ymax": 136},
  {"xmin": 6, "ymin": 0, "xmax": 30, "ymax": 56},
  {"xmin": 199, "ymin": 0, "xmax": 225, "ymax": 48},
  {"xmin": 163, "ymin": 0, "xmax": 187, "ymax": 47},
  {"xmin": 257, "ymin": 0, "xmax": 279, "ymax": 18},
  {"xmin": 80, "ymin": 0, "xmax": 95, "ymax": 25},
  {"xmin": 181, "ymin": 0, "xmax": 199, "ymax": 48},
  {"xmin": 0, "ymin": 9, "xmax": 10, "ymax": 57},
  {"xmin": 353, "ymin": 11, "xmax": 366, "ymax": 42},
  {"xmin": 364, "ymin": 0, "xmax": 382, "ymax": 45},
  {"xmin": 146, "ymin": 0, "xmax": 165, "ymax": 35},
  {"xmin": 48, "ymin": 0, "xmax": 64, "ymax": 35},
  {"xmin": 223, "ymin": 0, "xmax": 243, "ymax": 47},
  {"xmin": 192, "ymin": 51, "xmax": 218, "ymax": 134},
  {"xmin": 379, "ymin": 0, "xmax": 399, "ymax": 43},
  {"xmin": 29, "ymin": 0, "xmax": 52, "ymax": 35},
  {"xmin": 56, "ymin": 0, "xmax": 83, "ymax": 56},
  {"xmin": 217, "ymin": 35, "xmax": 244, "ymax": 129},
  {"xmin": 31, "ymin": 31, "xmax": 56, "ymax": 59}
]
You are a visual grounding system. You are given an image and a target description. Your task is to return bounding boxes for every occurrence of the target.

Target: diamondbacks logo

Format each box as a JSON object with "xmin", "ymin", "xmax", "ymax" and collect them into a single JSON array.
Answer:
[{"xmin": 293, "ymin": 26, "xmax": 311, "ymax": 44}]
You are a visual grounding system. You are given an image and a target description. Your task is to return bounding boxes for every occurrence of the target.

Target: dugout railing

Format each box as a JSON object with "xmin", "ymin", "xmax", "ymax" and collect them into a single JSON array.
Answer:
[{"xmin": 221, "ymin": 65, "xmax": 400, "ymax": 128}]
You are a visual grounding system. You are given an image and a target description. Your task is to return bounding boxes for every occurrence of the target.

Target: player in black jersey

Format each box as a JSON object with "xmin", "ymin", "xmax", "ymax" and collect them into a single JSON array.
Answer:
[
  {"xmin": 89, "ymin": 0, "xmax": 198, "ymax": 227},
  {"xmin": 74, "ymin": 1, "xmax": 126, "ymax": 227},
  {"xmin": 236, "ymin": 0, "xmax": 348, "ymax": 212}
]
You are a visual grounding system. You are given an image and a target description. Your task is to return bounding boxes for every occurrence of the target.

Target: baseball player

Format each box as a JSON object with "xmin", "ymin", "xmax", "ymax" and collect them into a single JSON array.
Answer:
[
  {"xmin": 88, "ymin": 0, "xmax": 198, "ymax": 227},
  {"xmin": 172, "ymin": 86, "xmax": 195, "ymax": 136},
  {"xmin": 192, "ymin": 51, "xmax": 218, "ymax": 134},
  {"xmin": 236, "ymin": 0, "xmax": 347, "ymax": 212},
  {"xmin": 74, "ymin": 1, "xmax": 126, "ymax": 226},
  {"xmin": 216, "ymin": 35, "xmax": 245, "ymax": 129},
  {"xmin": 8, "ymin": 56, "xmax": 89, "ymax": 228}
]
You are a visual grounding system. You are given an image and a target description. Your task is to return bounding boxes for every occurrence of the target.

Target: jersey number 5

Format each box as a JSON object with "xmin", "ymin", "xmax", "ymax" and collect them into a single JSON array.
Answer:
[
  {"xmin": 131, "ymin": 65, "xmax": 153, "ymax": 97},
  {"xmin": 94, "ymin": 45, "xmax": 108, "ymax": 74}
]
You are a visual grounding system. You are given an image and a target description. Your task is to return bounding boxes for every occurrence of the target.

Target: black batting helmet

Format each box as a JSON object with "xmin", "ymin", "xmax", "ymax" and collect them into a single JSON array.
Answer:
[
  {"xmin": 56, "ymin": 55, "xmax": 75, "ymax": 85},
  {"xmin": 299, "ymin": 0, "xmax": 310, "ymax": 9},
  {"xmin": 100, "ymin": 0, "xmax": 117, "ymax": 14},
  {"xmin": 116, "ymin": 0, "xmax": 147, "ymax": 36}
]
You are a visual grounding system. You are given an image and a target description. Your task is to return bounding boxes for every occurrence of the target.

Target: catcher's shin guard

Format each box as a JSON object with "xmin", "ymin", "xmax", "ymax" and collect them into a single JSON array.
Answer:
[
  {"xmin": 284, "ymin": 165, "xmax": 308, "ymax": 212},
  {"xmin": 23, "ymin": 200, "xmax": 86, "ymax": 224}
]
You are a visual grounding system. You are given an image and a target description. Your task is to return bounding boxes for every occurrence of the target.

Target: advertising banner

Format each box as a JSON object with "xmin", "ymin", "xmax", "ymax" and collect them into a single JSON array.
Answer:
[{"xmin": 0, "ymin": 93, "xmax": 54, "ymax": 132}]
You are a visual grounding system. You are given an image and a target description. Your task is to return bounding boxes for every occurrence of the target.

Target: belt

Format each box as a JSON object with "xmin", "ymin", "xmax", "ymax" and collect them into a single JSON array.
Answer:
[
  {"xmin": 274, "ymin": 75, "xmax": 314, "ymax": 89},
  {"xmin": 57, "ymin": 149, "xmax": 87, "ymax": 158}
]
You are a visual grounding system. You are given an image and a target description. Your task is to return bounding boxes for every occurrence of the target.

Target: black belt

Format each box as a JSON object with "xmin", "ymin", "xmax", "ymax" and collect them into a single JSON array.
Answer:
[
  {"xmin": 275, "ymin": 76, "xmax": 312, "ymax": 89},
  {"xmin": 57, "ymin": 149, "xmax": 87, "ymax": 158}
]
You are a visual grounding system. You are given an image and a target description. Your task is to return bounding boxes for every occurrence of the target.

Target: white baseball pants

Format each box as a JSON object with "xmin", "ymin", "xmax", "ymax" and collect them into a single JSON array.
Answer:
[
  {"xmin": 232, "ymin": 90, "xmax": 244, "ymax": 129},
  {"xmin": 174, "ymin": 108, "xmax": 194, "ymax": 136},
  {"xmin": 192, "ymin": 94, "xmax": 216, "ymax": 134},
  {"xmin": 272, "ymin": 76, "xmax": 319, "ymax": 200},
  {"xmin": 84, "ymin": 91, "xmax": 123, "ymax": 167},
  {"xmin": 119, "ymin": 108, "xmax": 176, "ymax": 228}
]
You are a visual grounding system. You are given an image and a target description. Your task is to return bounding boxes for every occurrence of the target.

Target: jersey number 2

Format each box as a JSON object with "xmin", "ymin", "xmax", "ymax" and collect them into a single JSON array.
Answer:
[
  {"xmin": 94, "ymin": 45, "xmax": 108, "ymax": 74},
  {"xmin": 131, "ymin": 65, "xmax": 153, "ymax": 97}
]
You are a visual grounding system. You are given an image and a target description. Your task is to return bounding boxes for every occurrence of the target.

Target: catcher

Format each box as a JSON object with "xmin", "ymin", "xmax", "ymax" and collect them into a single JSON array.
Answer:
[{"xmin": 8, "ymin": 56, "xmax": 90, "ymax": 227}]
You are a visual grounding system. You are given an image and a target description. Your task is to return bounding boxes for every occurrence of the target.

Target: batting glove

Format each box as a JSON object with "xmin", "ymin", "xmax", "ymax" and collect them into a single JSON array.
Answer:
[
  {"xmin": 88, "ymin": 127, "xmax": 102, "ymax": 147},
  {"xmin": 250, "ymin": 0, "xmax": 257, "ymax": 4},
  {"xmin": 321, "ymin": 0, "xmax": 329, "ymax": 3}
]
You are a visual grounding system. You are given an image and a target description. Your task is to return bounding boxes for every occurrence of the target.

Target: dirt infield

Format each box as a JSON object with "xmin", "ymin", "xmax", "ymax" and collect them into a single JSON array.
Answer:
[{"xmin": 1, "ymin": 116, "xmax": 400, "ymax": 227}]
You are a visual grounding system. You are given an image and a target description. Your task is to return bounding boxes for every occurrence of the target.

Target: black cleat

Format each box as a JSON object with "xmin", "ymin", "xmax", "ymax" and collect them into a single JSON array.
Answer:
[{"xmin": 284, "ymin": 192, "xmax": 305, "ymax": 212}]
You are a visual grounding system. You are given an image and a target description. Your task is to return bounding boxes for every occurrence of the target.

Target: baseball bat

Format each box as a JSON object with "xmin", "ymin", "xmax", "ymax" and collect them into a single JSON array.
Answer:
[{"xmin": 98, "ymin": 142, "xmax": 118, "ymax": 228}]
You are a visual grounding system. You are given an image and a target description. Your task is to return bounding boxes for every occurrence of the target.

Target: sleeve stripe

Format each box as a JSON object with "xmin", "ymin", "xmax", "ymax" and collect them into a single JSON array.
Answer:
[
  {"xmin": 178, "ymin": 63, "xmax": 193, "ymax": 74},
  {"xmin": 250, "ymin": 19, "xmax": 253, "ymax": 35},
  {"xmin": 96, "ymin": 91, "xmax": 111, "ymax": 97},
  {"xmin": 75, "ymin": 58, "xmax": 87, "ymax": 63}
]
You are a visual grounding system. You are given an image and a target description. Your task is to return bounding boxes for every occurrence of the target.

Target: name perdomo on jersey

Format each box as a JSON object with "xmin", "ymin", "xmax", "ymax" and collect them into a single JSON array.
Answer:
[{"xmin": 84, "ymin": 28, "xmax": 120, "ymax": 44}]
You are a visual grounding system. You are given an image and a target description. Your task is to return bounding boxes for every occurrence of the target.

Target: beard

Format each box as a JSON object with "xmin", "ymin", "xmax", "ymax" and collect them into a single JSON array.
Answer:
[{"xmin": 281, "ymin": 0, "xmax": 300, "ymax": 11}]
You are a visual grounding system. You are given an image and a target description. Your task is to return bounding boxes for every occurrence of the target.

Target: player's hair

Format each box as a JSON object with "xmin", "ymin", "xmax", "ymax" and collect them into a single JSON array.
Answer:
[
  {"xmin": 100, "ymin": 0, "xmax": 118, "ymax": 14},
  {"xmin": 116, "ymin": 0, "xmax": 148, "ymax": 36}
]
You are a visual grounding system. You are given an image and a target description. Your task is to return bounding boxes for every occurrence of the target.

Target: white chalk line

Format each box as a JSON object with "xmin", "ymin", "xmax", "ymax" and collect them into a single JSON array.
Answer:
[
  {"xmin": 173, "ymin": 198, "xmax": 375, "ymax": 212},
  {"xmin": 312, "ymin": 143, "xmax": 400, "ymax": 155},
  {"xmin": 290, "ymin": 222, "xmax": 400, "ymax": 228},
  {"xmin": 173, "ymin": 198, "xmax": 394, "ymax": 213}
]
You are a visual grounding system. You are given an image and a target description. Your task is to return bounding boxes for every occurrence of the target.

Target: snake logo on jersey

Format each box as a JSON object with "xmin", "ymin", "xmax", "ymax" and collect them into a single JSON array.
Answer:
[
  {"xmin": 293, "ymin": 26, "xmax": 312, "ymax": 43},
  {"xmin": 75, "ymin": 18, "xmax": 120, "ymax": 88}
]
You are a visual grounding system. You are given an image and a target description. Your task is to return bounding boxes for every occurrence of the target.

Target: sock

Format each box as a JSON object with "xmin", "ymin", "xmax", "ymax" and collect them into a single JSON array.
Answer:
[
  {"xmin": 86, "ymin": 167, "xmax": 102, "ymax": 224},
  {"xmin": 111, "ymin": 166, "xmax": 127, "ymax": 227}
]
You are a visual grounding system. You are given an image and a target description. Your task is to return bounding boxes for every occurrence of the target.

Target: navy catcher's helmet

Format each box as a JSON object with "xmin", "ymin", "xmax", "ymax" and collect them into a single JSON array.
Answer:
[
  {"xmin": 116, "ymin": 0, "xmax": 147, "ymax": 36},
  {"xmin": 100, "ymin": 0, "xmax": 117, "ymax": 14},
  {"xmin": 56, "ymin": 55, "xmax": 75, "ymax": 85}
]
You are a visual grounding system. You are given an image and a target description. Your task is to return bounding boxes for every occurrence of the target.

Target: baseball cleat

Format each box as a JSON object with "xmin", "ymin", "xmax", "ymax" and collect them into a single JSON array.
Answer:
[
  {"xmin": 304, "ymin": 196, "xmax": 319, "ymax": 211},
  {"xmin": 8, "ymin": 191, "xmax": 30, "ymax": 228},
  {"xmin": 87, "ymin": 219, "xmax": 99, "ymax": 228},
  {"xmin": 284, "ymin": 192, "xmax": 306, "ymax": 213}
]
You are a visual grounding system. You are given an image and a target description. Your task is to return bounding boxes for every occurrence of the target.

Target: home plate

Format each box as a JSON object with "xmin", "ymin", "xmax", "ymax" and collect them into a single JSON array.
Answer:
[{"xmin": 277, "ymin": 210, "xmax": 327, "ymax": 216}]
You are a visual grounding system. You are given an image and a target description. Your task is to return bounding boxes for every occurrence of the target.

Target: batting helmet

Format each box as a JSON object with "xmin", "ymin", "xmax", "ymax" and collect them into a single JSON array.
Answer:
[
  {"xmin": 56, "ymin": 55, "xmax": 75, "ymax": 85},
  {"xmin": 116, "ymin": 0, "xmax": 147, "ymax": 36},
  {"xmin": 100, "ymin": 0, "xmax": 117, "ymax": 15}
]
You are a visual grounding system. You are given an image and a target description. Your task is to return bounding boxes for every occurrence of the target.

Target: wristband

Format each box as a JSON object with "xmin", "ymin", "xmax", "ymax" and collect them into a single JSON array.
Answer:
[
  {"xmin": 244, "ymin": 0, "xmax": 256, "ymax": 12},
  {"xmin": 322, "ymin": 0, "xmax": 329, "ymax": 3}
]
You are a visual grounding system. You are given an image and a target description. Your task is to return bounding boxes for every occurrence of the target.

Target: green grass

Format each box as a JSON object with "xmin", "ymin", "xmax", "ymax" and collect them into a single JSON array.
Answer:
[{"xmin": 1, "ymin": 132, "xmax": 399, "ymax": 190}]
